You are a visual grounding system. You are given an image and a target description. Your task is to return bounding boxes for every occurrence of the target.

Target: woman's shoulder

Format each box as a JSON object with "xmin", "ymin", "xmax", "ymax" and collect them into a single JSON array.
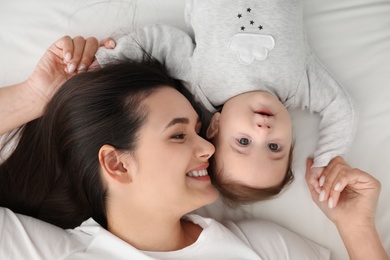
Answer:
[
  {"xmin": 0, "ymin": 207, "xmax": 88, "ymax": 259},
  {"xmin": 185, "ymin": 214, "xmax": 330, "ymax": 259},
  {"xmin": 225, "ymin": 218, "xmax": 331, "ymax": 260},
  {"xmin": 184, "ymin": 213, "xmax": 233, "ymax": 233},
  {"xmin": 0, "ymin": 208, "xmax": 144, "ymax": 259}
]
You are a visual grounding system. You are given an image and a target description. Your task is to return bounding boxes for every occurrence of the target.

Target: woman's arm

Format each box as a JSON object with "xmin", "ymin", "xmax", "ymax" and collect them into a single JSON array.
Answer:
[
  {"xmin": 305, "ymin": 157, "xmax": 389, "ymax": 260},
  {"xmin": 0, "ymin": 36, "xmax": 99, "ymax": 136}
]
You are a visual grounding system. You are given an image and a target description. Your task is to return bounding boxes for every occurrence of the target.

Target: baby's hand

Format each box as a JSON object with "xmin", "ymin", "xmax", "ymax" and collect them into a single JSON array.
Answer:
[
  {"xmin": 99, "ymin": 37, "xmax": 116, "ymax": 49},
  {"xmin": 90, "ymin": 37, "xmax": 116, "ymax": 69},
  {"xmin": 309, "ymin": 167, "xmax": 324, "ymax": 194}
]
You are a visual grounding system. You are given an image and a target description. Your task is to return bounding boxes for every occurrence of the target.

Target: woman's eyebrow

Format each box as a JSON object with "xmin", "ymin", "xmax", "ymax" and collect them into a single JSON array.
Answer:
[
  {"xmin": 164, "ymin": 116, "xmax": 201, "ymax": 131},
  {"xmin": 165, "ymin": 118, "xmax": 190, "ymax": 129}
]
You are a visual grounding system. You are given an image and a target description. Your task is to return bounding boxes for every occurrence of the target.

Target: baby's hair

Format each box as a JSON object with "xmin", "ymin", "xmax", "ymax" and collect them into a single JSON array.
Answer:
[{"xmin": 209, "ymin": 145, "xmax": 294, "ymax": 208}]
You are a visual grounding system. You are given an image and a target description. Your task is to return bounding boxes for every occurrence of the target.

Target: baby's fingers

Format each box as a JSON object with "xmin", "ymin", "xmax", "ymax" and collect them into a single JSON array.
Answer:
[
  {"xmin": 99, "ymin": 37, "xmax": 116, "ymax": 49},
  {"xmin": 305, "ymin": 159, "xmax": 320, "ymax": 201},
  {"xmin": 309, "ymin": 167, "xmax": 324, "ymax": 194}
]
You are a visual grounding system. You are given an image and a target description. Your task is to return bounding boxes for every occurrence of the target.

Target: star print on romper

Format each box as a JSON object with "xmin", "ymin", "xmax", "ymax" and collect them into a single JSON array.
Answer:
[{"xmin": 236, "ymin": 7, "xmax": 264, "ymax": 32}]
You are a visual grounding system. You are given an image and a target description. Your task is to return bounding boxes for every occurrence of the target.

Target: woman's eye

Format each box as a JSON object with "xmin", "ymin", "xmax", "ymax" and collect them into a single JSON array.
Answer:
[
  {"xmin": 268, "ymin": 143, "xmax": 281, "ymax": 151},
  {"xmin": 171, "ymin": 133, "xmax": 186, "ymax": 140},
  {"xmin": 238, "ymin": 138, "xmax": 251, "ymax": 146}
]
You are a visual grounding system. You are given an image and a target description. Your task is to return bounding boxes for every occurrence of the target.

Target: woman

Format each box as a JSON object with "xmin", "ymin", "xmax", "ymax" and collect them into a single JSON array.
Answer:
[{"xmin": 0, "ymin": 37, "xmax": 387, "ymax": 259}]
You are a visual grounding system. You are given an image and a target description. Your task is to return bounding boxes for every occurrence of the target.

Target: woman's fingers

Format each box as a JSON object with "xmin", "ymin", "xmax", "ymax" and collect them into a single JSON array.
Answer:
[
  {"xmin": 316, "ymin": 157, "xmax": 347, "ymax": 206},
  {"xmin": 66, "ymin": 36, "xmax": 85, "ymax": 73},
  {"xmin": 77, "ymin": 37, "xmax": 98, "ymax": 72},
  {"xmin": 52, "ymin": 35, "xmax": 73, "ymax": 64},
  {"xmin": 51, "ymin": 36, "xmax": 99, "ymax": 74},
  {"xmin": 327, "ymin": 170, "xmax": 351, "ymax": 208},
  {"xmin": 322, "ymin": 162, "xmax": 350, "ymax": 208},
  {"xmin": 306, "ymin": 156, "xmax": 382, "ymax": 234},
  {"xmin": 60, "ymin": 36, "xmax": 114, "ymax": 73},
  {"xmin": 309, "ymin": 157, "xmax": 353, "ymax": 208},
  {"xmin": 317, "ymin": 157, "xmax": 380, "ymax": 209}
]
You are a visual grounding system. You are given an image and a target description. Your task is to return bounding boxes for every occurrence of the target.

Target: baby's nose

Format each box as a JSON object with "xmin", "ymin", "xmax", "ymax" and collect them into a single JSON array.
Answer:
[{"xmin": 257, "ymin": 123, "xmax": 271, "ymax": 129}]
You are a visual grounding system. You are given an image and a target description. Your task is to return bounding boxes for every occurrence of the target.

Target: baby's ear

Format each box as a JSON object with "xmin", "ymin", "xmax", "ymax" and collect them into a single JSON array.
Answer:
[
  {"xmin": 98, "ymin": 144, "xmax": 132, "ymax": 184},
  {"xmin": 206, "ymin": 112, "xmax": 220, "ymax": 139}
]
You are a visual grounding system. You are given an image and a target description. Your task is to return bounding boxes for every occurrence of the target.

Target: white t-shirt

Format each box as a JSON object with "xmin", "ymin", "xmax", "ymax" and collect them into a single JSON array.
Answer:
[{"xmin": 0, "ymin": 207, "xmax": 330, "ymax": 259}]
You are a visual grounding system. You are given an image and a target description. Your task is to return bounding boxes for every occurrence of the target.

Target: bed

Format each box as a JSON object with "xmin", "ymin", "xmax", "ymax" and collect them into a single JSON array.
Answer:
[{"xmin": 0, "ymin": 0, "xmax": 389, "ymax": 259}]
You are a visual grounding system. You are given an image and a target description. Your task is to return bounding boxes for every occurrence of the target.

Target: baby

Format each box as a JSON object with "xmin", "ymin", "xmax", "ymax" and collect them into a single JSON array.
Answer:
[{"xmin": 96, "ymin": 0, "xmax": 358, "ymax": 206}]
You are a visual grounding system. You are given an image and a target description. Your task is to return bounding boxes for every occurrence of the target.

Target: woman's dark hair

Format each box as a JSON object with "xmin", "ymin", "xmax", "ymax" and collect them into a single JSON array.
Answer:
[{"xmin": 0, "ymin": 57, "xmax": 199, "ymax": 229}]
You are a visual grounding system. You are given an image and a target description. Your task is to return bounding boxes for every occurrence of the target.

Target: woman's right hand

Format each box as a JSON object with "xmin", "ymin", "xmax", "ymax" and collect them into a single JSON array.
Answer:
[
  {"xmin": 0, "ymin": 36, "xmax": 116, "ymax": 136},
  {"xmin": 26, "ymin": 36, "xmax": 99, "ymax": 106}
]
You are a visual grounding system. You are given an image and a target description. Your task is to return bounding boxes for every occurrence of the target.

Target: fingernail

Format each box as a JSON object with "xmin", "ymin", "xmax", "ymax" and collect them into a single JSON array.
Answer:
[
  {"xmin": 319, "ymin": 176, "xmax": 325, "ymax": 187},
  {"xmin": 68, "ymin": 63, "xmax": 76, "ymax": 73},
  {"xmin": 328, "ymin": 198, "xmax": 334, "ymax": 208},
  {"xmin": 319, "ymin": 190, "xmax": 326, "ymax": 202},
  {"xmin": 334, "ymin": 183, "xmax": 340, "ymax": 191},
  {"xmin": 315, "ymin": 186, "xmax": 321, "ymax": 194},
  {"xmin": 109, "ymin": 40, "xmax": 116, "ymax": 48},
  {"xmin": 78, "ymin": 64, "xmax": 87, "ymax": 72},
  {"xmin": 65, "ymin": 52, "xmax": 72, "ymax": 62}
]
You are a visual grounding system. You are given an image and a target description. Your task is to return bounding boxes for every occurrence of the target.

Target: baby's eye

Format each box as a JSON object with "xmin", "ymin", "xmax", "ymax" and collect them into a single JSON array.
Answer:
[
  {"xmin": 171, "ymin": 133, "xmax": 187, "ymax": 140},
  {"xmin": 268, "ymin": 143, "xmax": 281, "ymax": 151},
  {"xmin": 237, "ymin": 138, "xmax": 251, "ymax": 146}
]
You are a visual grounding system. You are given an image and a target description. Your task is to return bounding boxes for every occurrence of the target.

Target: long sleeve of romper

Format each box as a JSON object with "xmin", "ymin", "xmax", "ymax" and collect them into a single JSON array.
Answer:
[
  {"xmin": 95, "ymin": 24, "xmax": 195, "ymax": 88},
  {"xmin": 293, "ymin": 55, "xmax": 359, "ymax": 168}
]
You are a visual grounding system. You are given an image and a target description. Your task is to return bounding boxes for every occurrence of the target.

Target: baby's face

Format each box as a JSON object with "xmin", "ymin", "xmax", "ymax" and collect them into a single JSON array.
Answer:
[{"xmin": 208, "ymin": 91, "xmax": 292, "ymax": 188}]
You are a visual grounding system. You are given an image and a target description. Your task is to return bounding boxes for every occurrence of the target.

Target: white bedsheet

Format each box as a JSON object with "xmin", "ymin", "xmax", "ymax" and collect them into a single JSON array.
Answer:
[{"xmin": 1, "ymin": 1, "xmax": 389, "ymax": 259}]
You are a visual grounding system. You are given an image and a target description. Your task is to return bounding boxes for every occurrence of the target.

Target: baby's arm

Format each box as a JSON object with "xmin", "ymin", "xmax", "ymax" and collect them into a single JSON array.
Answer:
[
  {"xmin": 299, "ymin": 55, "xmax": 358, "ymax": 192},
  {"xmin": 95, "ymin": 24, "xmax": 195, "ymax": 82}
]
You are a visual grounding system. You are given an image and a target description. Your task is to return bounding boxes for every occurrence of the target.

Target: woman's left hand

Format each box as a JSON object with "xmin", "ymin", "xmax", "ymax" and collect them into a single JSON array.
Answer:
[{"xmin": 305, "ymin": 156, "xmax": 380, "ymax": 227}]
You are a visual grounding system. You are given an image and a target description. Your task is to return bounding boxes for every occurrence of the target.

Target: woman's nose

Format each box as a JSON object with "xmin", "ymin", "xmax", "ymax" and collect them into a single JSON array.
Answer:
[{"xmin": 196, "ymin": 136, "xmax": 215, "ymax": 159}]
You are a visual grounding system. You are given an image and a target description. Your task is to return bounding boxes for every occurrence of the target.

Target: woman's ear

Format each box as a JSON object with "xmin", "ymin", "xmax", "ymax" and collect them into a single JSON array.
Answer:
[
  {"xmin": 99, "ymin": 144, "xmax": 132, "ymax": 184},
  {"xmin": 206, "ymin": 112, "xmax": 220, "ymax": 139}
]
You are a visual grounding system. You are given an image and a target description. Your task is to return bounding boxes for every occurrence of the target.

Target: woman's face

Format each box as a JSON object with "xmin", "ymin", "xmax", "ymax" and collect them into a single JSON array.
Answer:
[{"xmin": 129, "ymin": 87, "xmax": 218, "ymax": 215}]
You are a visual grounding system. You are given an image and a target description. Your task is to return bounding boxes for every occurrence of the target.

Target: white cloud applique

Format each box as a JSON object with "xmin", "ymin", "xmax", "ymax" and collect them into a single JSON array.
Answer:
[{"xmin": 228, "ymin": 33, "xmax": 275, "ymax": 65}]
